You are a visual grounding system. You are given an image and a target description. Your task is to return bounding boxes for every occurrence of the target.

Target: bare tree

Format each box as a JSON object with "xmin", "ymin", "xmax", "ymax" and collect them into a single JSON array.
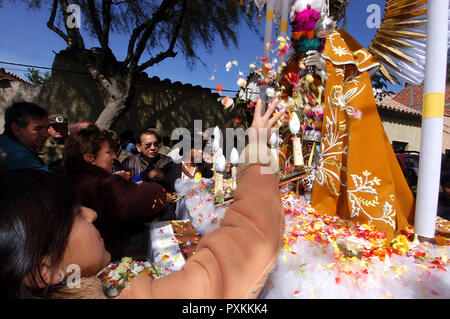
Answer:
[{"xmin": 14, "ymin": 0, "xmax": 259, "ymax": 129}]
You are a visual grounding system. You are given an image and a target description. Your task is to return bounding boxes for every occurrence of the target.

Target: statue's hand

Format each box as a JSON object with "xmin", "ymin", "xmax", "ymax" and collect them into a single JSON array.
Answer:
[{"xmin": 305, "ymin": 50, "xmax": 325, "ymax": 71}]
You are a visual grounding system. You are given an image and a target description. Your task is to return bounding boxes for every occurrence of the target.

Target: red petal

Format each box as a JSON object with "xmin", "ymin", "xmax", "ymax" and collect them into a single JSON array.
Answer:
[{"xmin": 215, "ymin": 84, "xmax": 223, "ymax": 95}]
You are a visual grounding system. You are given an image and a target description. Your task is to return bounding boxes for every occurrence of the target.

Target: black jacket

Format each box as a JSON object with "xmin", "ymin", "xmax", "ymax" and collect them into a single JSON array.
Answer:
[
  {"xmin": 122, "ymin": 153, "xmax": 172, "ymax": 176},
  {"xmin": 122, "ymin": 153, "xmax": 178, "ymax": 192}
]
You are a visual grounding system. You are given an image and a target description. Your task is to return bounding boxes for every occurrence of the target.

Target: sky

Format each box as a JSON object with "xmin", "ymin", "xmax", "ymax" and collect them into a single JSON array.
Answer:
[{"xmin": 0, "ymin": 0, "xmax": 404, "ymax": 94}]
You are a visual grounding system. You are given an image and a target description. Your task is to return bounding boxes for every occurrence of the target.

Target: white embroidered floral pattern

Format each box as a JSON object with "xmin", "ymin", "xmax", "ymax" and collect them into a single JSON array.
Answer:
[
  {"xmin": 347, "ymin": 170, "xmax": 395, "ymax": 229},
  {"xmin": 314, "ymin": 67, "xmax": 396, "ymax": 231}
]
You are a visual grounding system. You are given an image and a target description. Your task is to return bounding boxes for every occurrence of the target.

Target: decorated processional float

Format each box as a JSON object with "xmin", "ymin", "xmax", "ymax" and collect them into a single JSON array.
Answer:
[{"xmin": 97, "ymin": 0, "xmax": 450, "ymax": 298}]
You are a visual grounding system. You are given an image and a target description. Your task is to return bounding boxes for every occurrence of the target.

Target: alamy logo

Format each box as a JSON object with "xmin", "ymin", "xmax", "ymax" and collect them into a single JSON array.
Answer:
[
  {"xmin": 66, "ymin": 4, "xmax": 81, "ymax": 29},
  {"xmin": 366, "ymin": 4, "xmax": 381, "ymax": 29},
  {"xmin": 65, "ymin": 264, "xmax": 81, "ymax": 288},
  {"xmin": 168, "ymin": 121, "xmax": 280, "ymax": 175}
]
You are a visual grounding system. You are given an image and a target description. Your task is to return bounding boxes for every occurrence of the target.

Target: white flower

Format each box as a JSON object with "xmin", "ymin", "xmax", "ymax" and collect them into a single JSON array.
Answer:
[
  {"xmin": 221, "ymin": 95, "xmax": 234, "ymax": 109},
  {"xmin": 265, "ymin": 87, "xmax": 275, "ymax": 97},
  {"xmin": 249, "ymin": 63, "xmax": 257, "ymax": 70},
  {"xmin": 133, "ymin": 264, "xmax": 144, "ymax": 274},
  {"xmin": 109, "ymin": 270, "xmax": 121, "ymax": 282},
  {"xmin": 108, "ymin": 288, "xmax": 119, "ymax": 297},
  {"xmin": 225, "ymin": 61, "xmax": 232, "ymax": 72},
  {"xmin": 237, "ymin": 77, "xmax": 247, "ymax": 88},
  {"xmin": 277, "ymin": 100, "xmax": 287, "ymax": 110},
  {"xmin": 287, "ymin": 97, "xmax": 295, "ymax": 106},
  {"xmin": 226, "ymin": 60, "xmax": 238, "ymax": 72}
]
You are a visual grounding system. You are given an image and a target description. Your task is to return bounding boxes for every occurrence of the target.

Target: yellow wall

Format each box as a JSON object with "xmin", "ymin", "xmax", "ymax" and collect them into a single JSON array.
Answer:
[{"xmin": 380, "ymin": 114, "xmax": 421, "ymax": 152}]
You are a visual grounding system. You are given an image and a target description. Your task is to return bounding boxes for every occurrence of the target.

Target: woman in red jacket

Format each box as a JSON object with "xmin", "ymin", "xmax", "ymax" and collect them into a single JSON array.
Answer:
[{"xmin": 63, "ymin": 125, "xmax": 168, "ymax": 260}]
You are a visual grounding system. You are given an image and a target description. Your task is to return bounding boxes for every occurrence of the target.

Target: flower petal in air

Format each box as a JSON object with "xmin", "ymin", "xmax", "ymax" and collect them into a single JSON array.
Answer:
[
  {"xmin": 215, "ymin": 84, "xmax": 223, "ymax": 95},
  {"xmin": 221, "ymin": 95, "xmax": 234, "ymax": 109}
]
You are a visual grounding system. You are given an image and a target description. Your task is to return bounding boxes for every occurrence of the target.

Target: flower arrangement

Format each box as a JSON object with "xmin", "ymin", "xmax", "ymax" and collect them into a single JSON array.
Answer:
[
  {"xmin": 210, "ymin": 5, "xmax": 328, "ymax": 172},
  {"xmin": 217, "ymin": 5, "xmax": 326, "ymax": 140},
  {"xmin": 97, "ymin": 257, "xmax": 171, "ymax": 297}
]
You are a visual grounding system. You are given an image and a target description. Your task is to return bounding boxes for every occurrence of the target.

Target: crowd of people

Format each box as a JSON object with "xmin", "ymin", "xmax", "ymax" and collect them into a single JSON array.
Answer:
[
  {"xmin": 0, "ymin": 100, "xmax": 286, "ymax": 298},
  {"xmin": 0, "ymin": 102, "xmax": 218, "ymax": 260}
]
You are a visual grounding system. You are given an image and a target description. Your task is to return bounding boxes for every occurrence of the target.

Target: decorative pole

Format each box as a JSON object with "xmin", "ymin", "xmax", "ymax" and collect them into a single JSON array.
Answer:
[
  {"xmin": 414, "ymin": 0, "xmax": 449, "ymax": 241},
  {"xmin": 264, "ymin": 0, "xmax": 276, "ymax": 57},
  {"xmin": 230, "ymin": 147, "xmax": 239, "ymax": 190},
  {"xmin": 279, "ymin": 0, "xmax": 290, "ymax": 38}
]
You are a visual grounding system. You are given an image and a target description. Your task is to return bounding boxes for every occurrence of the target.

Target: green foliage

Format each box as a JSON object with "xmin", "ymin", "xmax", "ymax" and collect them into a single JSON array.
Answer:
[
  {"xmin": 24, "ymin": 67, "xmax": 52, "ymax": 86},
  {"xmin": 372, "ymin": 72, "xmax": 394, "ymax": 99}
]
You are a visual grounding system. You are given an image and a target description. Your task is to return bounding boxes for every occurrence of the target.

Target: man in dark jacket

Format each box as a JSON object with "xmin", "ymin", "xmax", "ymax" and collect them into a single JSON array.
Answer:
[
  {"xmin": 0, "ymin": 102, "xmax": 50, "ymax": 171},
  {"xmin": 122, "ymin": 128, "xmax": 179, "ymax": 192}
]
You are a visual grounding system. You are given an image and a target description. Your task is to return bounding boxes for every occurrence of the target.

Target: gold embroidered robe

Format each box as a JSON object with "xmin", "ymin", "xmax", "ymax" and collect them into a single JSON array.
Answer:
[{"xmin": 309, "ymin": 29, "xmax": 415, "ymax": 241}]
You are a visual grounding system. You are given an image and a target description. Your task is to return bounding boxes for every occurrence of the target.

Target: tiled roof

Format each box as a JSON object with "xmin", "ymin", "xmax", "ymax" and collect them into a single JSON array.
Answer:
[
  {"xmin": 0, "ymin": 68, "xmax": 32, "ymax": 85},
  {"xmin": 376, "ymin": 96, "xmax": 422, "ymax": 116},
  {"xmin": 392, "ymin": 83, "xmax": 450, "ymax": 109}
]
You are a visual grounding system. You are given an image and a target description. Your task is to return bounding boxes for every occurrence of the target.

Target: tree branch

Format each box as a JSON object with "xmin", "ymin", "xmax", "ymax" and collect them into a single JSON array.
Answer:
[
  {"xmin": 102, "ymin": 0, "xmax": 112, "ymax": 48},
  {"xmin": 47, "ymin": 0, "xmax": 69, "ymax": 43},
  {"xmin": 126, "ymin": 0, "xmax": 178, "ymax": 70},
  {"xmin": 123, "ymin": 22, "xmax": 147, "ymax": 66},
  {"xmin": 86, "ymin": 64, "xmax": 115, "ymax": 94},
  {"xmin": 87, "ymin": 0, "xmax": 106, "ymax": 48},
  {"xmin": 138, "ymin": 49, "xmax": 178, "ymax": 72},
  {"xmin": 137, "ymin": 0, "xmax": 187, "ymax": 72},
  {"xmin": 58, "ymin": 1, "xmax": 114, "ymax": 95}
]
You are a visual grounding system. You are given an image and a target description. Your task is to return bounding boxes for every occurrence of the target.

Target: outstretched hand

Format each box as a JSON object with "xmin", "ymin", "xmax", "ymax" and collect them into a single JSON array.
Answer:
[
  {"xmin": 249, "ymin": 98, "xmax": 286, "ymax": 145},
  {"xmin": 305, "ymin": 50, "xmax": 325, "ymax": 70}
]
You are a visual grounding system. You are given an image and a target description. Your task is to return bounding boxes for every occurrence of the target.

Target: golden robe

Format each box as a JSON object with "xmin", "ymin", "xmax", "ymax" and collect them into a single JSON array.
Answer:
[{"xmin": 309, "ymin": 29, "xmax": 415, "ymax": 241}]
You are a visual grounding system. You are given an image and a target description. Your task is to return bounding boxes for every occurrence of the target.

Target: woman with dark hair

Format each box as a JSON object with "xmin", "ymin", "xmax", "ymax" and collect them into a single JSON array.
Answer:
[
  {"xmin": 63, "ymin": 124, "xmax": 167, "ymax": 260},
  {"xmin": 0, "ymin": 169, "xmax": 110, "ymax": 298}
]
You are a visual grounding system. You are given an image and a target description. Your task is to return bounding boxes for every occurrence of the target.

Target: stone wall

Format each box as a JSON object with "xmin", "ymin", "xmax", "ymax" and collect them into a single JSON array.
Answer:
[
  {"xmin": 0, "ymin": 51, "xmax": 245, "ymax": 141},
  {"xmin": 47, "ymin": 51, "xmax": 244, "ymax": 140},
  {"xmin": 0, "ymin": 81, "xmax": 50, "ymax": 132}
]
